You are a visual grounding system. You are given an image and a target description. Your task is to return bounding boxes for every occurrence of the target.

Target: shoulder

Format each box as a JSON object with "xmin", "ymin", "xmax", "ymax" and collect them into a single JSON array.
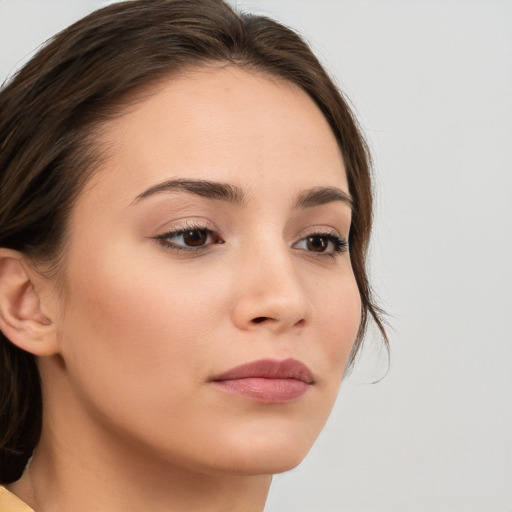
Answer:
[{"xmin": 0, "ymin": 487, "xmax": 34, "ymax": 512}]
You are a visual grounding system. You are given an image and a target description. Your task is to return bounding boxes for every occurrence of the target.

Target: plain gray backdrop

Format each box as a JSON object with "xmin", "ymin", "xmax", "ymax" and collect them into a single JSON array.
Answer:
[{"xmin": 1, "ymin": 1, "xmax": 511, "ymax": 511}]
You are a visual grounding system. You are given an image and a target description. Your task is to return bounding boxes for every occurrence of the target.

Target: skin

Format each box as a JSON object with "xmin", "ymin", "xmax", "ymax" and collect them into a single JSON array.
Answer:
[{"xmin": 5, "ymin": 66, "xmax": 361, "ymax": 511}]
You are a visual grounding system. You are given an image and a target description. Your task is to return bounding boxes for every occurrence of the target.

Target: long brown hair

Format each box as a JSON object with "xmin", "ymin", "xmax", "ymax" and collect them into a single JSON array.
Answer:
[{"xmin": 0, "ymin": 0, "xmax": 387, "ymax": 484}]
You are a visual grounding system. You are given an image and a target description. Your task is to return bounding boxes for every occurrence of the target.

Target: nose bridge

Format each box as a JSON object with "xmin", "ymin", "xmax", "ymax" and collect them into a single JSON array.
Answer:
[{"xmin": 232, "ymin": 232, "xmax": 311, "ymax": 331}]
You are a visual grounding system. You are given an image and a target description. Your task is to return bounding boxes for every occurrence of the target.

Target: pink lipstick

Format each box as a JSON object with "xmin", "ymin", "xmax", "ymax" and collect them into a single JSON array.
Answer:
[{"xmin": 210, "ymin": 358, "xmax": 314, "ymax": 403}]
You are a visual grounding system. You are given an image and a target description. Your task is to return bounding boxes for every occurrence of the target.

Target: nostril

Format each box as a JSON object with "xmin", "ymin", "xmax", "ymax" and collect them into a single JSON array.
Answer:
[{"xmin": 252, "ymin": 317, "xmax": 268, "ymax": 324}]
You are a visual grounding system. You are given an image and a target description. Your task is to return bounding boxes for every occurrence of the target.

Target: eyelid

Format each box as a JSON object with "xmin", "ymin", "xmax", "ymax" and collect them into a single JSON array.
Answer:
[
  {"xmin": 296, "ymin": 225, "xmax": 342, "ymax": 238},
  {"xmin": 152, "ymin": 216, "xmax": 217, "ymax": 235},
  {"xmin": 295, "ymin": 225, "xmax": 347, "ymax": 245},
  {"xmin": 152, "ymin": 220, "xmax": 222, "ymax": 252},
  {"xmin": 292, "ymin": 227, "xmax": 349, "ymax": 257}
]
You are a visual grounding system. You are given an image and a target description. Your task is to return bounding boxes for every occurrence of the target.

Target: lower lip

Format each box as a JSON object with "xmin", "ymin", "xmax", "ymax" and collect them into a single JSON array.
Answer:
[{"xmin": 212, "ymin": 378, "xmax": 310, "ymax": 403}]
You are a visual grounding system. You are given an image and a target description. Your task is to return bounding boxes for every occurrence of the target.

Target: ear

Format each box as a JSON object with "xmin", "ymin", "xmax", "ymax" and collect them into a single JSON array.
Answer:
[{"xmin": 0, "ymin": 248, "xmax": 59, "ymax": 356}]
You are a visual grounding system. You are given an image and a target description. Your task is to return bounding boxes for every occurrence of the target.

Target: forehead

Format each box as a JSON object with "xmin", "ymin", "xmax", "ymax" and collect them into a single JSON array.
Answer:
[{"xmin": 81, "ymin": 65, "xmax": 348, "ymax": 208}]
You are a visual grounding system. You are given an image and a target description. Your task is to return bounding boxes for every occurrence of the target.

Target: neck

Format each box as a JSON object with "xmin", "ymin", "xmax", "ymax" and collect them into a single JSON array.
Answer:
[{"xmin": 9, "ymin": 436, "xmax": 271, "ymax": 512}]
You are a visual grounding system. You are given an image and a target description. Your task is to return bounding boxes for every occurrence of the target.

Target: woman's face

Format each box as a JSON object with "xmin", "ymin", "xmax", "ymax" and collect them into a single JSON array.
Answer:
[{"xmin": 47, "ymin": 66, "xmax": 361, "ymax": 475}]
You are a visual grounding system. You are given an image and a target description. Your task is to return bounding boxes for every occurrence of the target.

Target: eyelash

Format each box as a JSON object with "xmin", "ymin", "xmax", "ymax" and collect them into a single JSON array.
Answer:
[
  {"xmin": 153, "ymin": 222, "xmax": 222, "ymax": 253},
  {"xmin": 294, "ymin": 231, "xmax": 348, "ymax": 258},
  {"xmin": 153, "ymin": 223, "xmax": 348, "ymax": 257}
]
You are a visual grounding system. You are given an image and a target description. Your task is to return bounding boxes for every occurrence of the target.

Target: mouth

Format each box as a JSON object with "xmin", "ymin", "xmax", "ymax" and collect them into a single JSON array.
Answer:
[{"xmin": 210, "ymin": 358, "xmax": 315, "ymax": 404}]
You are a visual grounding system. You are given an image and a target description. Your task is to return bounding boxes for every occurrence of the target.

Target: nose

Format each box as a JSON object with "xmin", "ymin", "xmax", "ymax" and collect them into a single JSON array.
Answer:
[{"xmin": 231, "ymin": 243, "xmax": 312, "ymax": 334}]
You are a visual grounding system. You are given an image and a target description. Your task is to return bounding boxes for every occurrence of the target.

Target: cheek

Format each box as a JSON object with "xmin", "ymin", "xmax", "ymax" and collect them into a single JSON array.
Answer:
[
  {"xmin": 56, "ymin": 248, "xmax": 225, "ymax": 420},
  {"xmin": 315, "ymin": 270, "xmax": 361, "ymax": 359},
  {"xmin": 308, "ymin": 269, "xmax": 361, "ymax": 413}
]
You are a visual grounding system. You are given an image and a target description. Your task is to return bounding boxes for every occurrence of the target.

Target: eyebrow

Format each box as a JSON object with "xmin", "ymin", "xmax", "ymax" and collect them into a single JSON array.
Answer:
[
  {"xmin": 133, "ymin": 178, "xmax": 246, "ymax": 206},
  {"xmin": 133, "ymin": 178, "xmax": 353, "ymax": 210},
  {"xmin": 294, "ymin": 186, "xmax": 353, "ymax": 210}
]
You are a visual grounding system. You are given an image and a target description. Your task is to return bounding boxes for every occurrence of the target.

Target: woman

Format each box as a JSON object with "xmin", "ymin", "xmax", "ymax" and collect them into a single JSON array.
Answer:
[{"xmin": 0, "ymin": 0, "xmax": 387, "ymax": 510}]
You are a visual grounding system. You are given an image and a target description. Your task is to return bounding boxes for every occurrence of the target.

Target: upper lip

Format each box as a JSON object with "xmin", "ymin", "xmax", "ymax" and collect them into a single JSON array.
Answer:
[{"xmin": 211, "ymin": 358, "xmax": 315, "ymax": 384}]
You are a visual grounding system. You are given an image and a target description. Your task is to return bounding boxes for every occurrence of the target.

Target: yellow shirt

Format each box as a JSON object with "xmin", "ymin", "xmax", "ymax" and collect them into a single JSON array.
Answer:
[{"xmin": 0, "ymin": 487, "xmax": 34, "ymax": 512}]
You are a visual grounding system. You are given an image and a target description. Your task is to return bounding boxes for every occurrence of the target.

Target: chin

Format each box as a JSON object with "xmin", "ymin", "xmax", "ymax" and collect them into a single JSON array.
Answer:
[
  {"xmin": 189, "ymin": 403, "xmax": 333, "ymax": 477},
  {"xmin": 213, "ymin": 453, "xmax": 309, "ymax": 477},
  {"xmin": 205, "ymin": 432, "xmax": 317, "ymax": 477}
]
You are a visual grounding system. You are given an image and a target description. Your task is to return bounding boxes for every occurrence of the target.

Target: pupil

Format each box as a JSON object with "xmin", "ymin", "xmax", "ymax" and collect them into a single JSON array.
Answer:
[
  {"xmin": 184, "ymin": 230, "xmax": 207, "ymax": 246},
  {"xmin": 307, "ymin": 236, "xmax": 327, "ymax": 252}
]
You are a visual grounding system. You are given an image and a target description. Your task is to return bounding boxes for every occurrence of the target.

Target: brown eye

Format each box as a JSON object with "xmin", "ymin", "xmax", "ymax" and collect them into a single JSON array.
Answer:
[
  {"xmin": 183, "ymin": 229, "xmax": 208, "ymax": 247},
  {"xmin": 293, "ymin": 232, "xmax": 347, "ymax": 257},
  {"xmin": 155, "ymin": 226, "xmax": 221, "ymax": 251},
  {"xmin": 306, "ymin": 235, "xmax": 328, "ymax": 252}
]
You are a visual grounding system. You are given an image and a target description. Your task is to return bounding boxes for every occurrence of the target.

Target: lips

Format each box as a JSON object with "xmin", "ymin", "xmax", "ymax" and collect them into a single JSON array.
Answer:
[{"xmin": 210, "ymin": 358, "xmax": 314, "ymax": 403}]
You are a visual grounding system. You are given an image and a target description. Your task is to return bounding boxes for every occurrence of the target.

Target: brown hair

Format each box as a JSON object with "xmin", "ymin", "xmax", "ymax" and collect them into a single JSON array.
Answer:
[{"xmin": 0, "ymin": 0, "xmax": 387, "ymax": 484}]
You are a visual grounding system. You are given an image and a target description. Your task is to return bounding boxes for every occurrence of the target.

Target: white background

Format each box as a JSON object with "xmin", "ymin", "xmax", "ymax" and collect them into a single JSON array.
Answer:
[{"xmin": 1, "ymin": 1, "xmax": 511, "ymax": 511}]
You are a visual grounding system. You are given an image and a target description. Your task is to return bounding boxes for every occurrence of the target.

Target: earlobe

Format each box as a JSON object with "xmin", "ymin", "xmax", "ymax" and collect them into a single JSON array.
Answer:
[{"xmin": 0, "ymin": 248, "xmax": 59, "ymax": 356}]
